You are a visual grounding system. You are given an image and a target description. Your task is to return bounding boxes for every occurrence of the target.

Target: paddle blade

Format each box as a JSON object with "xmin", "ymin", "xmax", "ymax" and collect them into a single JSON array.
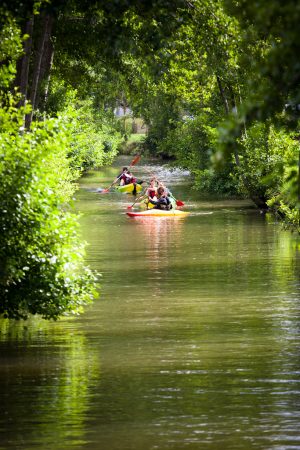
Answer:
[
  {"xmin": 130, "ymin": 155, "xmax": 141, "ymax": 166},
  {"xmin": 176, "ymin": 200, "xmax": 185, "ymax": 207},
  {"xmin": 127, "ymin": 205, "xmax": 133, "ymax": 209},
  {"xmin": 99, "ymin": 188, "xmax": 110, "ymax": 194}
]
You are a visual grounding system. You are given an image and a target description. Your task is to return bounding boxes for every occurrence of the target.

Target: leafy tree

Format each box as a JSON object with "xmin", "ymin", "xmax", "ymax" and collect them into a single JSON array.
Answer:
[
  {"xmin": 61, "ymin": 95, "xmax": 122, "ymax": 171},
  {"xmin": 0, "ymin": 10, "xmax": 99, "ymax": 319},
  {"xmin": 0, "ymin": 0, "xmax": 194, "ymax": 319},
  {"xmin": 0, "ymin": 15, "xmax": 23, "ymax": 90},
  {"xmin": 0, "ymin": 99, "xmax": 97, "ymax": 319},
  {"xmin": 217, "ymin": 0, "xmax": 300, "ymax": 224}
]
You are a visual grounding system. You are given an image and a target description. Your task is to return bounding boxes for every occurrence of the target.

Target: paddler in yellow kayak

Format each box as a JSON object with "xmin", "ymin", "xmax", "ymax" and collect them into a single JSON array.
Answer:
[
  {"xmin": 113, "ymin": 167, "xmax": 142, "ymax": 195},
  {"xmin": 148, "ymin": 185, "xmax": 173, "ymax": 210},
  {"xmin": 137, "ymin": 177, "xmax": 159, "ymax": 208}
]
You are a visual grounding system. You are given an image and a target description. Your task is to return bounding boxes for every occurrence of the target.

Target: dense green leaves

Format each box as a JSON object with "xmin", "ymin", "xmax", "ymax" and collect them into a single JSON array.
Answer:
[
  {"xmin": 0, "ymin": 17, "xmax": 23, "ymax": 89},
  {"xmin": 58, "ymin": 94, "xmax": 122, "ymax": 172},
  {"xmin": 0, "ymin": 100, "xmax": 97, "ymax": 319},
  {"xmin": 121, "ymin": 0, "xmax": 299, "ymax": 227}
]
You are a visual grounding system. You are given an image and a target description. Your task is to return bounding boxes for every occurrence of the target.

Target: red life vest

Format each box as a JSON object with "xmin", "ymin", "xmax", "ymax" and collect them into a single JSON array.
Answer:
[
  {"xmin": 148, "ymin": 188, "xmax": 156, "ymax": 198},
  {"xmin": 120, "ymin": 173, "xmax": 128, "ymax": 184}
]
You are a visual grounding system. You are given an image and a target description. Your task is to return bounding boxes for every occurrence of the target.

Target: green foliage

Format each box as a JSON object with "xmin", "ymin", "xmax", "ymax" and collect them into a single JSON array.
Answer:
[
  {"xmin": 228, "ymin": 122, "xmax": 300, "ymax": 222},
  {"xmin": 266, "ymin": 129, "xmax": 300, "ymax": 230},
  {"xmin": 158, "ymin": 115, "xmax": 215, "ymax": 168},
  {"xmin": 223, "ymin": 0, "xmax": 300, "ymax": 111},
  {"xmin": 60, "ymin": 95, "xmax": 122, "ymax": 172},
  {"xmin": 0, "ymin": 99, "xmax": 97, "ymax": 319},
  {"xmin": 216, "ymin": 0, "xmax": 300, "ymax": 227},
  {"xmin": 193, "ymin": 167, "xmax": 238, "ymax": 196},
  {"xmin": 140, "ymin": 93, "xmax": 182, "ymax": 156},
  {"xmin": 117, "ymin": 0, "xmax": 250, "ymax": 194},
  {"xmin": 233, "ymin": 122, "xmax": 281, "ymax": 199},
  {"xmin": 0, "ymin": 16, "xmax": 23, "ymax": 90},
  {"xmin": 43, "ymin": 80, "xmax": 123, "ymax": 171},
  {"xmin": 156, "ymin": 114, "xmax": 238, "ymax": 195}
]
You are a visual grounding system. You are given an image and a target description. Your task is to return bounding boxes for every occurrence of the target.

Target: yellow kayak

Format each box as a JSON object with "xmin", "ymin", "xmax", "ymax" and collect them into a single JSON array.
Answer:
[
  {"xmin": 138, "ymin": 198, "xmax": 155, "ymax": 209},
  {"xmin": 138, "ymin": 197, "xmax": 176, "ymax": 210},
  {"xmin": 115, "ymin": 183, "xmax": 143, "ymax": 193},
  {"xmin": 127, "ymin": 209, "xmax": 189, "ymax": 218}
]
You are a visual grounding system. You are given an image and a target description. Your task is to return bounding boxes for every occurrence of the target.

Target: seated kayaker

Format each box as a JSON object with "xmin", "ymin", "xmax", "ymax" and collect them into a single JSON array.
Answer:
[
  {"xmin": 124, "ymin": 171, "xmax": 137, "ymax": 194},
  {"xmin": 158, "ymin": 181, "xmax": 171, "ymax": 196},
  {"xmin": 144, "ymin": 177, "xmax": 158, "ymax": 204},
  {"xmin": 127, "ymin": 171, "xmax": 146, "ymax": 195},
  {"xmin": 148, "ymin": 186, "xmax": 172, "ymax": 210},
  {"xmin": 118, "ymin": 170, "xmax": 138, "ymax": 186},
  {"xmin": 112, "ymin": 166, "xmax": 143, "ymax": 194},
  {"xmin": 147, "ymin": 177, "xmax": 158, "ymax": 199},
  {"xmin": 124, "ymin": 171, "xmax": 136, "ymax": 184},
  {"xmin": 135, "ymin": 177, "xmax": 158, "ymax": 207},
  {"xmin": 113, "ymin": 167, "xmax": 129, "ymax": 186},
  {"xmin": 157, "ymin": 181, "xmax": 178, "ymax": 208}
]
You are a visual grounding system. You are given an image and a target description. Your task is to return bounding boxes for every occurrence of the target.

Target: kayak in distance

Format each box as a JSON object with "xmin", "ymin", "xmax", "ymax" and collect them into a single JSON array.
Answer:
[
  {"xmin": 126, "ymin": 209, "xmax": 190, "ymax": 218},
  {"xmin": 115, "ymin": 183, "xmax": 143, "ymax": 194}
]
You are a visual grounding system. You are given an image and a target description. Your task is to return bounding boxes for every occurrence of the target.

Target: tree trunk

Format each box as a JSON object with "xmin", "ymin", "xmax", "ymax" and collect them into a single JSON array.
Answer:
[
  {"xmin": 25, "ymin": 13, "xmax": 54, "ymax": 129},
  {"xmin": 237, "ymin": 85, "xmax": 247, "ymax": 138},
  {"xmin": 227, "ymin": 83, "xmax": 241, "ymax": 167},
  {"xmin": 14, "ymin": 16, "xmax": 34, "ymax": 109},
  {"xmin": 43, "ymin": 45, "xmax": 54, "ymax": 109},
  {"xmin": 216, "ymin": 75, "xmax": 229, "ymax": 114},
  {"xmin": 35, "ymin": 25, "xmax": 54, "ymax": 111},
  {"xmin": 216, "ymin": 76, "xmax": 241, "ymax": 167},
  {"xmin": 228, "ymin": 84, "xmax": 236, "ymax": 111}
]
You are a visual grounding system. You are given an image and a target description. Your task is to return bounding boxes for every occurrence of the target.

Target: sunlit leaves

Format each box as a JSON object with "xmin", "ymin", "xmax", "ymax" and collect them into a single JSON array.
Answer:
[
  {"xmin": 0, "ymin": 17, "xmax": 23, "ymax": 89},
  {"xmin": 0, "ymin": 99, "xmax": 98, "ymax": 320}
]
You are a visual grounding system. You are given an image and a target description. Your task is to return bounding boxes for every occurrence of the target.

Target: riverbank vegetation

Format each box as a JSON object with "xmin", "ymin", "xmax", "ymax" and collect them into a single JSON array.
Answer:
[
  {"xmin": 0, "ymin": 0, "xmax": 299, "ymax": 319},
  {"xmin": 123, "ymin": 1, "xmax": 300, "ymax": 230}
]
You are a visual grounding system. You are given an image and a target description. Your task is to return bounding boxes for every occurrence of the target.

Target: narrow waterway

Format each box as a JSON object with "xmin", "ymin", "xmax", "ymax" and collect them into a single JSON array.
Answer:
[{"xmin": 1, "ymin": 157, "xmax": 300, "ymax": 450}]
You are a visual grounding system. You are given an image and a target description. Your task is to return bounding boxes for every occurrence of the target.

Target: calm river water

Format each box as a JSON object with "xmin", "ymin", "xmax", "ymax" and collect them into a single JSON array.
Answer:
[{"xmin": 1, "ymin": 157, "xmax": 300, "ymax": 450}]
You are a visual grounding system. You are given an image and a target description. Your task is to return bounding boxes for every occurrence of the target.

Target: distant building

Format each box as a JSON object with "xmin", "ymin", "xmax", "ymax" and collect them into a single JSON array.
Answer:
[{"xmin": 114, "ymin": 106, "xmax": 133, "ymax": 117}]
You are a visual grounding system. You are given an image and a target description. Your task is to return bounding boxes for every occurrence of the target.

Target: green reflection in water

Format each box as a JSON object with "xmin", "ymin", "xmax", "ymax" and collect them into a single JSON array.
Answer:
[
  {"xmin": 76, "ymin": 164, "xmax": 300, "ymax": 450},
  {"xmin": 0, "ymin": 159, "xmax": 300, "ymax": 450},
  {"xmin": 0, "ymin": 318, "xmax": 100, "ymax": 450}
]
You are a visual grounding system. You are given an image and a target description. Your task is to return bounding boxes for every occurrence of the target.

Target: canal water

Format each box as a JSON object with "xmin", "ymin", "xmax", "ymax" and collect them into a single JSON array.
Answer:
[{"xmin": 1, "ymin": 157, "xmax": 300, "ymax": 450}]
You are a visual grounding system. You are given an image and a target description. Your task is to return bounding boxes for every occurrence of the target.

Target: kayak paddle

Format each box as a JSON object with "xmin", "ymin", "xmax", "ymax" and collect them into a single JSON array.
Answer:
[
  {"xmin": 129, "ymin": 154, "xmax": 141, "ymax": 167},
  {"xmin": 127, "ymin": 191, "xmax": 146, "ymax": 209},
  {"xmin": 99, "ymin": 154, "xmax": 141, "ymax": 194},
  {"xmin": 169, "ymin": 191, "xmax": 185, "ymax": 207}
]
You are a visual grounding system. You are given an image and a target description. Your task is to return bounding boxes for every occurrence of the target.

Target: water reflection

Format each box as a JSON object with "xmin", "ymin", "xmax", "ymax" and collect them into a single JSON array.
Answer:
[
  {"xmin": 1, "ymin": 160, "xmax": 300, "ymax": 450},
  {"xmin": 0, "ymin": 319, "xmax": 100, "ymax": 450},
  {"xmin": 128, "ymin": 216, "xmax": 185, "ymax": 254},
  {"xmin": 126, "ymin": 217, "xmax": 186, "ymax": 300}
]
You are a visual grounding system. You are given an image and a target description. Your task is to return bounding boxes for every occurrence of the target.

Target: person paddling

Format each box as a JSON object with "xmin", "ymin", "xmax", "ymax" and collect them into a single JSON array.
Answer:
[
  {"xmin": 99, "ymin": 155, "xmax": 142, "ymax": 194},
  {"xmin": 136, "ymin": 177, "xmax": 158, "ymax": 207},
  {"xmin": 148, "ymin": 185, "xmax": 172, "ymax": 210},
  {"xmin": 114, "ymin": 167, "xmax": 138, "ymax": 188},
  {"xmin": 113, "ymin": 166, "xmax": 129, "ymax": 186},
  {"xmin": 147, "ymin": 177, "xmax": 159, "ymax": 200}
]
